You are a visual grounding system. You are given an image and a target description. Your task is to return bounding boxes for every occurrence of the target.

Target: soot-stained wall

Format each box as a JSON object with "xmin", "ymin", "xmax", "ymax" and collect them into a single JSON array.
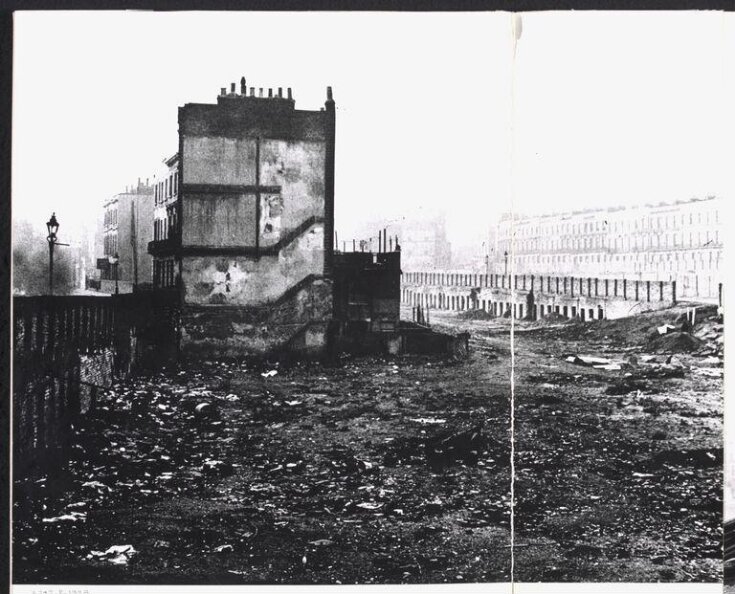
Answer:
[
  {"xmin": 177, "ymin": 85, "xmax": 335, "ymax": 357},
  {"xmin": 182, "ymin": 226, "xmax": 325, "ymax": 305}
]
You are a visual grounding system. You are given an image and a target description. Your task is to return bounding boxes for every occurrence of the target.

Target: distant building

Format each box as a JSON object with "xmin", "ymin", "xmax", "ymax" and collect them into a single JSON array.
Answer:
[
  {"xmin": 354, "ymin": 214, "xmax": 451, "ymax": 271},
  {"xmin": 151, "ymin": 153, "xmax": 180, "ymax": 289},
  {"xmin": 149, "ymin": 79, "xmax": 336, "ymax": 356},
  {"xmin": 84, "ymin": 211, "xmax": 105, "ymax": 290},
  {"xmin": 96, "ymin": 180, "xmax": 154, "ymax": 293},
  {"xmin": 399, "ymin": 214, "xmax": 452, "ymax": 271},
  {"xmin": 492, "ymin": 197, "xmax": 723, "ymax": 301}
]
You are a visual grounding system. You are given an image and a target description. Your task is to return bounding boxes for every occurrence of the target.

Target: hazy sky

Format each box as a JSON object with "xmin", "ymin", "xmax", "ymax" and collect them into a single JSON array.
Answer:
[{"xmin": 13, "ymin": 11, "xmax": 732, "ymax": 248}]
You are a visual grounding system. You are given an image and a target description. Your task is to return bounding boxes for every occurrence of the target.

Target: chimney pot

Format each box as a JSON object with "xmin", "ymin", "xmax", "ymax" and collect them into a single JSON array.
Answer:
[
  {"xmin": 220, "ymin": 87, "xmax": 226, "ymax": 96},
  {"xmin": 268, "ymin": 88, "xmax": 273, "ymax": 98},
  {"xmin": 230, "ymin": 82, "xmax": 236, "ymax": 94},
  {"xmin": 259, "ymin": 88, "xmax": 263, "ymax": 97},
  {"xmin": 278, "ymin": 87, "xmax": 283, "ymax": 98},
  {"xmin": 287, "ymin": 88, "xmax": 292, "ymax": 100},
  {"xmin": 327, "ymin": 86, "xmax": 333, "ymax": 101},
  {"xmin": 240, "ymin": 77, "xmax": 246, "ymax": 95},
  {"xmin": 250, "ymin": 87, "xmax": 255, "ymax": 96}
]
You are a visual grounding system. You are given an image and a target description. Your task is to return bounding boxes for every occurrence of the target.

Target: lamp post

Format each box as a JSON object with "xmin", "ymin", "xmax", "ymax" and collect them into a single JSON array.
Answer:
[
  {"xmin": 108, "ymin": 252, "xmax": 119, "ymax": 295},
  {"xmin": 504, "ymin": 250, "xmax": 509, "ymax": 276},
  {"xmin": 46, "ymin": 213, "xmax": 60, "ymax": 295}
]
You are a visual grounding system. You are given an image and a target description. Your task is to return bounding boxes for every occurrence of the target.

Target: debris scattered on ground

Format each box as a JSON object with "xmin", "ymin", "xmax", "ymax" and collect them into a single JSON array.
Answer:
[
  {"xmin": 42, "ymin": 512, "xmax": 86, "ymax": 524},
  {"xmin": 409, "ymin": 417, "xmax": 447, "ymax": 425},
  {"xmin": 13, "ymin": 303, "xmax": 722, "ymax": 584},
  {"xmin": 87, "ymin": 545, "xmax": 137, "ymax": 565},
  {"xmin": 564, "ymin": 354, "xmax": 624, "ymax": 370}
]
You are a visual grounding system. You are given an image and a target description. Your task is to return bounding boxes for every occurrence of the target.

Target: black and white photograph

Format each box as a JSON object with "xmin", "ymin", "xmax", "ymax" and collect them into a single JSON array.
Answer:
[{"xmin": 9, "ymin": 9, "xmax": 733, "ymax": 591}]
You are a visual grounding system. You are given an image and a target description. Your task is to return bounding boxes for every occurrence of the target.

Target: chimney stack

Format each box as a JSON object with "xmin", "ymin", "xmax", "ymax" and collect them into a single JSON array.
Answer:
[
  {"xmin": 240, "ymin": 77, "xmax": 246, "ymax": 95},
  {"xmin": 287, "ymin": 88, "xmax": 292, "ymax": 100},
  {"xmin": 278, "ymin": 87, "xmax": 283, "ymax": 98},
  {"xmin": 250, "ymin": 87, "xmax": 255, "ymax": 97},
  {"xmin": 220, "ymin": 87, "xmax": 226, "ymax": 96},
  {"xmin": 259, "ymin": 88, "xmax": 263, "ymax": 97},
  {"xmin": 327, "ymin": 86, "xmax": 333, "ymax": 101},
  {"xmin": 230, "ymin": 82, "xmax": 236, "ymax": 94},
  {"xmin": 268, "ymin": 88, "xmax": 273, "ymax": 98}
]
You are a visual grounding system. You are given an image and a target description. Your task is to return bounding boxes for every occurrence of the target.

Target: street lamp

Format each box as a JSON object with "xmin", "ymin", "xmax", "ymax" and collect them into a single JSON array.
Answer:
[
  {"xmin": 504, "ymin": 250, "xmax": 509, "ymax": 276},
  {"xmin": 46, "ymin": 213, "xmax": 59, "ymax": 294},
  {"xmin": 108, "ymin": 252, "xmax": 119, "ymax": 295},
  {"xmin": 45, "ymin": 213, "xmax": 70, "ymax": 296}
]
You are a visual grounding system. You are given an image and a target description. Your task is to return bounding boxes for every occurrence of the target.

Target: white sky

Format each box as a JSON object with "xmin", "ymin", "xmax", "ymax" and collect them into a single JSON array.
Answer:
[{"xmin": 12, "ymin": 11, "xmax": 732, "ymax": 249}]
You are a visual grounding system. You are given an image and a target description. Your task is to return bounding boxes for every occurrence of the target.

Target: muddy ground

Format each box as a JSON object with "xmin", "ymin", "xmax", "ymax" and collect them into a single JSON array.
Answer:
[{"xmin": 13, "ymin": 304, "xmax": 722, "ymax": 583}]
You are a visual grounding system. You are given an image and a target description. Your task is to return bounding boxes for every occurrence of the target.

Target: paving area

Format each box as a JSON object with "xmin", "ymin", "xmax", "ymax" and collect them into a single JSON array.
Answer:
[{"xmin": 13, "ymin": 304, "xmax": 722, "ymax": 583}]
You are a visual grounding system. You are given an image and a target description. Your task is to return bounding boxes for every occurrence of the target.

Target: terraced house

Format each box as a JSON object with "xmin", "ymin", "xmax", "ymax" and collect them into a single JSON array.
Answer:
[
  {"xmin": 148, "ymin": 79, "xmax": 336, "ymax": 357},
  {"xmin": 493, "ymin": 196, "xmax": 723, "ymax": 302}
]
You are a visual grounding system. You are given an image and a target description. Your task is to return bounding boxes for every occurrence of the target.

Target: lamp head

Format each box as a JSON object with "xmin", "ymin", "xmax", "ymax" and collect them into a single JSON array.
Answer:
[{"xmin": 46, "ymin": 213, "xmax": 59, "ymax": 239}]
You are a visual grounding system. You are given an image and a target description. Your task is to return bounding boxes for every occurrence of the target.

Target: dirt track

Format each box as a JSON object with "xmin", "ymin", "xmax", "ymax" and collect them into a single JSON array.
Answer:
[{"xmin": 13, "ymin": 304, "xmax": 722, "ymax": 583}]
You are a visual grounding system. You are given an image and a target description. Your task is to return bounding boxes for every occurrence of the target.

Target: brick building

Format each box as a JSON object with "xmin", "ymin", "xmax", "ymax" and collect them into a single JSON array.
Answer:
[
  {"xmin": 492, "ymin": 196, "xmax": 723, "ymax": 301},
  {"xmin": 97, "ymin": 180, "xmax": 154, "ymax": 293},
  {"xmin": 149, "ymin": 79, "xmax": 336, "ymax": 356}
]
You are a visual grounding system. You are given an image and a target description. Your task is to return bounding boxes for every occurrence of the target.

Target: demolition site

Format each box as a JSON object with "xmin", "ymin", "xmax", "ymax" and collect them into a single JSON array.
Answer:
[{"xmin": 12, "ymin": 79, "xmax": 724, "ymax": 584}]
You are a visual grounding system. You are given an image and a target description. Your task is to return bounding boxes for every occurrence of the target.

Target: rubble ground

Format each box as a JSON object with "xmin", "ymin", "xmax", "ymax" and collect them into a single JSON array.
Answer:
[
  {"xmin": 13, "ymin": 348, "xmax": 513, "ymax": 584},
  {"xmin": 13, "ymin": 303, "xmax": 722, "ymax": 583},
  {"xmin": 431, "ymin": 302, "xmax": 723, "ymax": 582}
]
